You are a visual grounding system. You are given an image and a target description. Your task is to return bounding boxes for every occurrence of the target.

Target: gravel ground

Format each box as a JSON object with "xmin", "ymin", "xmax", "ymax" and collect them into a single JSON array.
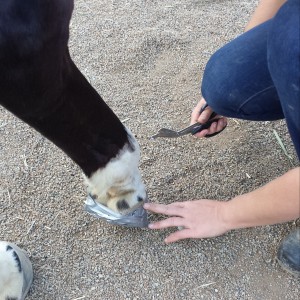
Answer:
[{"xmin": 1, "ymin": 0, "xmax": 299, "ymax": 299}]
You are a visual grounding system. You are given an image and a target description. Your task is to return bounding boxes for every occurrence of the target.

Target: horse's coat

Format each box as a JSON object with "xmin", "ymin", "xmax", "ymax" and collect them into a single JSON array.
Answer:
[{"xmin": 0, "ymin": 0, "xmax": 146, "ymax": 213}]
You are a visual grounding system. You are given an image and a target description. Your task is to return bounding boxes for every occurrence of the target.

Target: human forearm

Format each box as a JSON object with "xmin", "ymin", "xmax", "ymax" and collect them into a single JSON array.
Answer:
[
  {"xmin": 223, "ymin": 168, "xmax": 300, "ymax": 230},
  {"xmin": 245, "ymin": 0, "xmax": 287, "ymax": 31},
  {"xmin": 145, "ymin": 168, "xmax": 299, "ymax": 243}
]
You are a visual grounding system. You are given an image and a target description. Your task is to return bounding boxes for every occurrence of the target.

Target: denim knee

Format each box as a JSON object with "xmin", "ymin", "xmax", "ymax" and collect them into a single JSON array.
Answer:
[
  {"xmin": 201, "ymin": 49, "xmax": 228, "ymax": 115},
  {"xmin": 201, "ymin": 20, "xmax": 284, "ymax": 121},
  {"xmin": 201, "ymin": 48, "xmax": 242, "ymax": 118}
]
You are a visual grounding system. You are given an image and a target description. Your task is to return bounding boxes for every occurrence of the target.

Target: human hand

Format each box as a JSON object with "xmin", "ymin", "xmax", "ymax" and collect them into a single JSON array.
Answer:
[
  {"xmin": 144, "ymin": 200, "xmax": 230, "ymax": 243},
  {"xmin": 191, "ymin": 98, "xmax": 227, "ymax": 138}
]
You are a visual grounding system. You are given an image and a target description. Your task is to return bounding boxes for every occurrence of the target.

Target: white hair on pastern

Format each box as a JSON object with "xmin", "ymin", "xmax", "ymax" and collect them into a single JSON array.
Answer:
[{"xmin": 84, "ymin": 127, "xmax": 147, "ymax": 214}]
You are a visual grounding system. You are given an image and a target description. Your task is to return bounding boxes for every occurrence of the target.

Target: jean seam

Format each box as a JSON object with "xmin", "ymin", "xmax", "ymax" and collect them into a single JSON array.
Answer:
[{"xmin": 237, "ymin": 85, "xmax": 276, "ymax": 114}]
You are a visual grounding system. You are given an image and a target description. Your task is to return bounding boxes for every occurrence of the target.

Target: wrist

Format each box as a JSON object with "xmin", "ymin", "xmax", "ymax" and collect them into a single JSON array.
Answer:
[
  {"xmin": 216, "ymin": 200, "xmax": 235, "ymax": 233},
  {"xmin": 218, "ymin": 195, "xmax": 249, "ymax": 232}
]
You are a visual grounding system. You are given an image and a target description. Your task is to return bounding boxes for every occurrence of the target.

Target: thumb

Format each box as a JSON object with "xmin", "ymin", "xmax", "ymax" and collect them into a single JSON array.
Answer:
[{"xmin": 197, "ymin": 107, "xmax": 214, "ymax": 124}]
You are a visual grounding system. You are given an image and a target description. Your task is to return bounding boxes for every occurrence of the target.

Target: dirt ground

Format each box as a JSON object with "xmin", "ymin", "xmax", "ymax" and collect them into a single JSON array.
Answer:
[{"xmin": 0, "ymin": 0, "xmax": 299, "ymax": 299}]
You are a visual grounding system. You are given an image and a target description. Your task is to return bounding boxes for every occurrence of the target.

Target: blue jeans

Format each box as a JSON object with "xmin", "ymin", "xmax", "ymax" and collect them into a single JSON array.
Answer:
[{"xmin": 201, "ymin": 0, "xmax": 300, "ymax": 159}]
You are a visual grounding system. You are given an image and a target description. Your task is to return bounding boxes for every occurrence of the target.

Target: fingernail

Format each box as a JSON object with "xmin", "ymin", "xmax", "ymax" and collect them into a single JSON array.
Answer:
[
  {"xmin": 144, "ymin": 203, "xmax": 149, "ymax": 209},
  {"xmin": 148, "ymin": 223, "xmax": 154, "ymax": 229}
]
